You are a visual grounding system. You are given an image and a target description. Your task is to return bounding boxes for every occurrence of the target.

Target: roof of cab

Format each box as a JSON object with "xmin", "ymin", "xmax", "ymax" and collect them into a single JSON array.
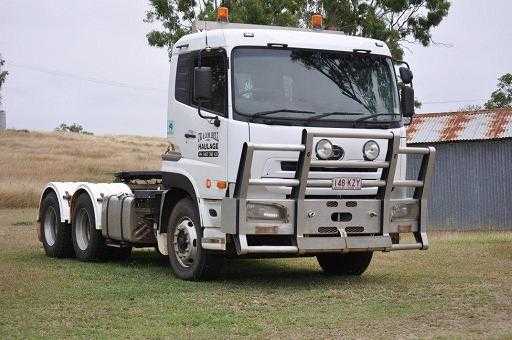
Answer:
[{"xmin": 172, "ymin": 21, "xmax": 391, "ymax": 57}]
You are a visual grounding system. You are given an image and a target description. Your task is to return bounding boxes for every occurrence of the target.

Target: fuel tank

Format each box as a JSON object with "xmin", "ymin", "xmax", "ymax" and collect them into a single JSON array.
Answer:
[{"xmin": 101, "ymin": 194, "xmax": 156, "ymax": 244}]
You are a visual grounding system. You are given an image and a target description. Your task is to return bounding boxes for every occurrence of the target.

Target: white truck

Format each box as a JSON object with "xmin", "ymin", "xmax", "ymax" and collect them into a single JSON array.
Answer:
[{"xmin": 37, "ymin": 14, "xmax": 435, "ymax": 281}]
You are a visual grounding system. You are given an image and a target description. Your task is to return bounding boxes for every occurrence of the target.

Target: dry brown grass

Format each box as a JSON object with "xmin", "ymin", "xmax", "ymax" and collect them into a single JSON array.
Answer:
[{"xmin": 0, "ymin": 130, "xmax": 167, "ymax": 209}]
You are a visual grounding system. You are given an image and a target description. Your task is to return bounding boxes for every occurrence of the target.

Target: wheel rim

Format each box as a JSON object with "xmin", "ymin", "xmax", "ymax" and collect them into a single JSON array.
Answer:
[
  {"xmin": 172, "ymin": 217, "xmax": 198, "ymax": 268},
  {"xmin": 43, "ymin": 206, "xmax": 58, "ymax": 247},
  {"xmin": 75, "ymin": 208, "xmax": 92, "ymax": 251}
]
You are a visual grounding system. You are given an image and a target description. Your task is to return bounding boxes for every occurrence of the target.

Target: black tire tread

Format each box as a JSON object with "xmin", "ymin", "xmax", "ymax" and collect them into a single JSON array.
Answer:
[
  {"xmin": 71, "ymin": 193, "xmax": 106, "ymax": 261},
  {"xmin": 40, "ymin": 192, "xmax": 74, "ymax": 258},
  {"xmin": 317, "ymin": 251, "xmax": 373, "ymax": 276},
  {"xmin": 167, "ymin": 197, "xmax": 221, "ymax": 280}
]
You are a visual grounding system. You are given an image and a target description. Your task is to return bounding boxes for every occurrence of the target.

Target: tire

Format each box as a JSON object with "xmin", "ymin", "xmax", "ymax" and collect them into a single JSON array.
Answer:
[
  {"xmin": 167, "ymin": 197, "xmax": 221, "ymax": 280},
  {"xmin": 317, "ymin": 251, "xmax": 373, "ymax": 276},
  {"xmin": 72, "ymin": 193, "xmax": 106, "ymax": 261},
  {"xmin": 40, "ymin": 192, "xmax": 74, "ymax": 258}
]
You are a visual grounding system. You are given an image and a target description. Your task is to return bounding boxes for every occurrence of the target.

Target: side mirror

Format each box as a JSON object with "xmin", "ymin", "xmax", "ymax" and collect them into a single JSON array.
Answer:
[
  {"xmin": 399, "ymin": 67, "xmax": 413, "ymax": 84},
  {"xmin": 194, "ymin": 66, "xmax": 212, "ymax": 102},
  {"xmin": 400, "ymin": 85, "xmax": 415, "ymax": 118}
]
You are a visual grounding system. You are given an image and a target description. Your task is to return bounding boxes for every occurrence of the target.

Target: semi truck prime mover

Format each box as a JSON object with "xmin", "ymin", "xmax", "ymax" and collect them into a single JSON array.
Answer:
[{"xmin": 37, "ymin": 12, "xmax": 435, "ymax": 280}]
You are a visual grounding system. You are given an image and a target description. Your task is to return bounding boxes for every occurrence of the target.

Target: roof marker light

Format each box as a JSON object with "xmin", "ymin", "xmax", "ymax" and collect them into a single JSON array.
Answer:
[
  {"xmin": 311, "ymin": 14, "xmax": 323, "ymax": 29},
  {"xmin": 217, "ymin": 6, "xmax": 229, "ymax": 22}
]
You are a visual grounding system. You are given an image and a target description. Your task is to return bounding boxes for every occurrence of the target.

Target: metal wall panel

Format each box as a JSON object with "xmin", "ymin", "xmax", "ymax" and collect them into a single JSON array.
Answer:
[{"xmin": 407, "ymin": 139, "xmax": 512, "ymax": 230}]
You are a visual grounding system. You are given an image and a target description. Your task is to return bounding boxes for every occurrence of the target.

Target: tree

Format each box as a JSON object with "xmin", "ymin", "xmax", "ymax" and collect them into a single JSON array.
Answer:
[
  {"xmin": 144, "ymin": 0, "xmax": 306, "ymax": 57},
  {"xmin": 0, "ymin": 54, "xmax": 8, "ymax": 107},
  {"xmin": 308, "ymin": 0, "xmax": 451, "ymax": 59},
  {"xmin": 55, "ymin": 123, "xmax": 93, "ymax": 135},
  {"xmin": 145, "ymin": 1, "xmax": 450, "ymax": 60},
  {"xmin": 484, "ymin": 73, "xmax": 512, "ymax": 109},
  {"xmin": 457, "ymin": 104, "xmax": 481, "ymax": 112}
]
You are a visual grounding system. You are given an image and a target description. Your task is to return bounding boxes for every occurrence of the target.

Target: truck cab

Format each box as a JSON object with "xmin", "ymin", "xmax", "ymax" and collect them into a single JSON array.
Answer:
[
  {"xmin": 168, "ymin": 21, "xmax": 407, "ymax": 201},
  {"xmin": 38, "ymin": 17, "xmax": 435, "ymax": 281}
]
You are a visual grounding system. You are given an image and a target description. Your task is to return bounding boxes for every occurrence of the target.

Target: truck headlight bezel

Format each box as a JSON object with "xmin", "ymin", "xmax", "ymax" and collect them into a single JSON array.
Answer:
[
  {"xmin": 246, "ymin": 202, "xmax": 289, "ymax": 223},
  {"xmin": 363, "ymin": 140, "xmax": 380, "ymax": 161},
  {"xmin": 315, "ymin": 139, "xmax": 334, "ymax": 160},
  {"xmin": 391, "ymin": 202, "xmax": 419, "ymax": 221}
]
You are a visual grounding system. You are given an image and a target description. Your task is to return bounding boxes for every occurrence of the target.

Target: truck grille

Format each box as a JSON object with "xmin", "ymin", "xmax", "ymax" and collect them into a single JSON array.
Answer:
[
  {"xmin": 281, "ymin": 161, "xmax": 378, "ymax": 173},
  {"xmin": 318, "ymin": 226, "xmax": 339, "ymax": 234},
  {"xmin": 317, "ymin": 226, "xmax": 366, "ymax": 234},
  {"xmin": 345, "ymin": 226, "xmax": 365, "ymax": 233}
]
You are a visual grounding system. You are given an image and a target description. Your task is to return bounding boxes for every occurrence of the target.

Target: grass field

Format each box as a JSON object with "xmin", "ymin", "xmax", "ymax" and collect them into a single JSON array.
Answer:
[
  {"xmin": 0, "ymin": 130, "xmax": 165, "ymax": 209},
  {"xmin": 1, "ymin": 209, "xmax": 511, "ymax": 338},
  {"xmin": 1, "ymin": 130, "xmax": 511, "ymax": 338}
]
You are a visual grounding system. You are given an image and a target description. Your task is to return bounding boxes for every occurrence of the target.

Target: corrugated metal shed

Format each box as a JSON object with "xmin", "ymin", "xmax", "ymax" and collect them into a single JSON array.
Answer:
[
  {"xmin": 407, "ymin": 108, "xmax": 512, "ymax": 144},
  {"xmin": 406, "ymin": 139, "xmax": 512, "ymax": 230},
  {"xmin": 406, "ymin": 108, "xmax": 512, "ymax": 230}
]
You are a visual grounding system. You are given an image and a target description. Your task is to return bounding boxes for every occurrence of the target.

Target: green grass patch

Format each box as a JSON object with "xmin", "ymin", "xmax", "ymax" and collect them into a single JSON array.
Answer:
[{"xmin": 1, "ymin": 211, "xmax": 511, "ymax": 339}]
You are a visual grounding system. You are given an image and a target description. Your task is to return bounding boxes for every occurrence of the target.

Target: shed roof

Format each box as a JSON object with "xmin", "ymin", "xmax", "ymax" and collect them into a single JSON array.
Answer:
[{"xmin": 406, "ymin": 108, "xmax": 512, "ymax": 144}]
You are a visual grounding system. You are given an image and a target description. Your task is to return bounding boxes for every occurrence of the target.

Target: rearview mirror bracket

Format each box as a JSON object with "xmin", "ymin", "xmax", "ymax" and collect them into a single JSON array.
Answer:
[{"xmin": 194, "ymin": 49, "xmax": 220, "ymax": 127}]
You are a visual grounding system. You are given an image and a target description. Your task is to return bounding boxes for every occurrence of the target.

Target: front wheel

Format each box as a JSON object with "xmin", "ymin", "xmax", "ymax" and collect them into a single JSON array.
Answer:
[
  {"xmin": 167, "ymin": 197, "xmax": 221, "ymax": 280},
  {"xmin": 317, "ymin": 251, "xmax": 373, "ymax": 276}
]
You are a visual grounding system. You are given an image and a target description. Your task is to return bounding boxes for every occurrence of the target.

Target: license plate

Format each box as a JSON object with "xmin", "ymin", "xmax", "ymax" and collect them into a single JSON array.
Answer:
[{"xmin": 332, "ymin": 177, "xmax": 362, "ymax": 190}]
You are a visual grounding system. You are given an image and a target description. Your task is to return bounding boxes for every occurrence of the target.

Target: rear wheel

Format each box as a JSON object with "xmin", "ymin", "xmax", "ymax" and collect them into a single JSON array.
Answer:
[
  {"xmin": 167, "ymin": 197, "xmax": 221, "ymax": 280},
  {"xmin": 40, "ymin": 192, "xmax": 74, "ymax": 258},
  {"xmin": 72, "ymin": 193, "xmax": 106, "ymax": 260},
  {"xmin": 317, "ymin": 251, "xmax": 373, "ymax": 276}
]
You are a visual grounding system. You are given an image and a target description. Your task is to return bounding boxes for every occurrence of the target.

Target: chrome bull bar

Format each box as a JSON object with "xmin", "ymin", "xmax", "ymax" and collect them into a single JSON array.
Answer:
[{"xmin": 222, "ymin": 129, "xmax": 436, "ymax": 255}]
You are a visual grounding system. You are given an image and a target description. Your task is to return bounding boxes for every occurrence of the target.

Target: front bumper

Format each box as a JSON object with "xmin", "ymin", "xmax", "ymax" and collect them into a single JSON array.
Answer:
[{"xmin": 222, "ymin": 129, "xmax": 435, "ymax": 255}]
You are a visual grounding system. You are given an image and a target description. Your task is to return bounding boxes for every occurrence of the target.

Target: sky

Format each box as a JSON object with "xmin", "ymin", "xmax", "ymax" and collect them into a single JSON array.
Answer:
[{"xmin": 1, "ymin": 0, "xmax": 511, "ymax": 137}]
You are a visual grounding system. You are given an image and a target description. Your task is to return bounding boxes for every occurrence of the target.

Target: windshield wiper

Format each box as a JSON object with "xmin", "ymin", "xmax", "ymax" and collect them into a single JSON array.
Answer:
[
  {"xmin": 352, "ymin": 113, "xmax": 401, "ymax": 127},
  {"xmin": 304, "ymin": 111, "xmax": 361, "ymax": 124},
  {"xmin": 247, "ymin": 109, "xmax": 315, "ymax": 121}
]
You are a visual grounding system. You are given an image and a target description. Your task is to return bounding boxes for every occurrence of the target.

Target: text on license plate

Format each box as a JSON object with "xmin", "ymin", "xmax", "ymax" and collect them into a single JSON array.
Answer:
[{"xmin": 332, "ymin": 177, "xmax": 362, "ymax": 190}]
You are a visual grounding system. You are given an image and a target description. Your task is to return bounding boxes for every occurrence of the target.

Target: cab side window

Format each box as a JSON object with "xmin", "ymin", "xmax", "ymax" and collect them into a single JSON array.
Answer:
[
  {"xmin": 175, "ymin": 53, "xmax": 192, "ymax": 105},
  {"xmin": 174, "ymin": 48, "xmax": 228, "ymax": 117}
]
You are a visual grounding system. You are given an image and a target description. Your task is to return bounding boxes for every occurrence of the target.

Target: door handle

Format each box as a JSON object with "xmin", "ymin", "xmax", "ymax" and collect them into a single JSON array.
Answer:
[{"xmin": 184, "ymin": 133, "xmax": 196, "ymax": 139}]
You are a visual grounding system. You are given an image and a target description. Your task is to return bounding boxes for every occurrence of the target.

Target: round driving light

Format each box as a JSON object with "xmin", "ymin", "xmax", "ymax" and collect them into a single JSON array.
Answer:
[
  {"xmin": 363, "ymin": 140, "xmax": 380, "ymax": 161},
  {"xmin": 315, "ymin": 139, "xmax": 333, "ymax": 160}
]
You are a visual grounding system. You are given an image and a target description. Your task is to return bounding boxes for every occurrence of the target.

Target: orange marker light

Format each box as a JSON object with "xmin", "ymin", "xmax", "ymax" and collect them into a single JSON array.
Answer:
[
  {"xmin": 217, "ymin": 6, "xmax": 229, "ymax": 22},
  {"xmin": 216, "ymin": 180, "xmax": 227, "ymax": 190},
  {"xmin": 311, "ymin": 14, "xmax": 323, "ymax": 29}
]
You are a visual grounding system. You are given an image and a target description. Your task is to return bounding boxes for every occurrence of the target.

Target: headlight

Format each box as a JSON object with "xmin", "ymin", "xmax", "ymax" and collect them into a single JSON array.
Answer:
[
  {"xmin": 363, "ymin": 140, "xmax": 380, "ymax": 161},
  {"xmin": 391, "ymin": 203, "xmax": 419, "ymax": 221},
  {"xmin": 315, "ymin": 139, "xmax": 333, "ymax": 160},
  {"xmin": 246, "ymin": 202, "xmax": 288, "ymax": 222}
]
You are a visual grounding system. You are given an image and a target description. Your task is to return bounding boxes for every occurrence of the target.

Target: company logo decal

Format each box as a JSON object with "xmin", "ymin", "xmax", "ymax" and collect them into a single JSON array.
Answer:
[
  {"xmin": 198, "ymin": 131, "xmax": 219, "ymax": 157},
  {"xmin": 167, "ymin": 120, "xmax": 175, "ymax": 136}
]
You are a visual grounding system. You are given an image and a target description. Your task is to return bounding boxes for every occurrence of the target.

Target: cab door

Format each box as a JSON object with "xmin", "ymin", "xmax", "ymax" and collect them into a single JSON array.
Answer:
[{"xmin": 169, "ymin": 48, "xmax": 229, "ymax": 199}]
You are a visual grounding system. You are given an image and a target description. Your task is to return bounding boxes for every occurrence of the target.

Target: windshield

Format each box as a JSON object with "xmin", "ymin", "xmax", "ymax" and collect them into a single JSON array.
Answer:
[{"xmin": 232, "ymin": 47, "xmax": 401, "ymax": 125}]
